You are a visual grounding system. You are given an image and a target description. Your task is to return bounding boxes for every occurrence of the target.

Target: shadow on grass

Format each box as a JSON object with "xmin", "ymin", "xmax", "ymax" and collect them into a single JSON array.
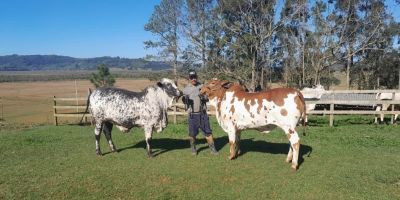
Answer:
[
  {"xmin": 236, "ymin": 138, "xmax": 312, "ymax": 166},
  {"xmin": 115, "ymin": 136, "xmax": 312, "ymax": 167},
  {"xmin": 116, "ymin": 136, "xmax": 229, "ymax": 157}
]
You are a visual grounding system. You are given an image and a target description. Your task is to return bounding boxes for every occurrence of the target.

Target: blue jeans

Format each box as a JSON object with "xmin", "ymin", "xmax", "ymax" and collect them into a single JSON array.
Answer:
[{"xmin": 188, "ymin": 112, "xmax": 212, "ymax": 137}]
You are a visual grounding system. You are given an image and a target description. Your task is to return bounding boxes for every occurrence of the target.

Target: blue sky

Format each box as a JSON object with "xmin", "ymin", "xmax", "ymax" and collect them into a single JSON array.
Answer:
[
  {"xmin": 0, "ymin": 0, "xmax": 160, "ymax": 58},
  {"xmin": 0, "ymin": 0, "xmax": 399, "ymax": 59}
]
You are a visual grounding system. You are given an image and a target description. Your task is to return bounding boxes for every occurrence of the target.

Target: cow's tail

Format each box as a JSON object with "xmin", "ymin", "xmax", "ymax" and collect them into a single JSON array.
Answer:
[
  {"xmin": 79, "ymin": 88, "xmax": 92, "ymax": 125},
  {"xmin": 297, "ymin": 91, "xmax": 307, "ymax": 136}
]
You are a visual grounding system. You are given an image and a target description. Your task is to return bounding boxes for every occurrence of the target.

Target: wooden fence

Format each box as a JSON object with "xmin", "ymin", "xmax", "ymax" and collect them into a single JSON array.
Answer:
[
  {"xmin": 304, "ymin": 89, "xmax": 400, "ymax": 126},
  {"xmin": 53, "ymin": 89, "xmax": 400, "ymax": 126},
  {"xmin": 53, "ymin": 96, "xmax": 91, "ymax": 126}
]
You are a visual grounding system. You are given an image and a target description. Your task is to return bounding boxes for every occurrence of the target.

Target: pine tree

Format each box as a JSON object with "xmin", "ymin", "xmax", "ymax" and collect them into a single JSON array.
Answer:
[{"xmin": 90, "ymin": 64, "xmax": 115, "ymax": 88}]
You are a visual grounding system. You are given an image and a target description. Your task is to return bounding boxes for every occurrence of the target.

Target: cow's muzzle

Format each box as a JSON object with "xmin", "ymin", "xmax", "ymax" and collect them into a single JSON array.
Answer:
[{"xmin": 175, "ymin": 90, "xmax": 183, "ymax": 102}]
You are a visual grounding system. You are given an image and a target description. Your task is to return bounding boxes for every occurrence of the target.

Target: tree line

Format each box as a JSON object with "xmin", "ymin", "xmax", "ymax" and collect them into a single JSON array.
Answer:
[
  {"xmin": 0, "ymin": 55, "xmax": 170, "ymax": 71},
  {"xmin": 145, "ymin": 0, "xmax": 400, "ymax": 90}
]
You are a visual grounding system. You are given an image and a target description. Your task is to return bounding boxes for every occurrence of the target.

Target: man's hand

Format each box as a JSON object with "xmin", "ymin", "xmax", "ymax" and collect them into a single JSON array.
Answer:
[
  {"xmin": 182, "ymin": 95, "xmax": 189, "ymax": 105},
  {"xmin": 199, "ymin": 94, "xmax": 209, "ymax": 103}
]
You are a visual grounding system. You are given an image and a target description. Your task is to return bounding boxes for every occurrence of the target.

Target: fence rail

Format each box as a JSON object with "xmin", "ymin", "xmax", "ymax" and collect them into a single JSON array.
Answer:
[{"xmin": 53, "ymin": 89, "xmax": 400, "ymax": 126}]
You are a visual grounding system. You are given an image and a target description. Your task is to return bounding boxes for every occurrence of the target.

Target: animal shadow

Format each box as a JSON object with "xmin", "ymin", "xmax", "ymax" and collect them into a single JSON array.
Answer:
[
  {"xmin": 118, "ymin": 138, "xmax": 193, "ymax": 157},
  {"xmin": 117, "ymin": 136, "xmax": 228, "ymax": 157},
  {"xmin": 116, "ymin": 136, "xmax": 312, "ymax": 166},
  {"xmin": 237, "ymin": 138, "xmax": 312, "ymax": 166}
]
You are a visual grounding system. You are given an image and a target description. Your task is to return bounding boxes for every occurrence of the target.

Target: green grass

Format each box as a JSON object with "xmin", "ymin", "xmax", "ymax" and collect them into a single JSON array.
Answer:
[{"xmin": 0, "ymin": 116, "xmax": 399, "ymax": 199}]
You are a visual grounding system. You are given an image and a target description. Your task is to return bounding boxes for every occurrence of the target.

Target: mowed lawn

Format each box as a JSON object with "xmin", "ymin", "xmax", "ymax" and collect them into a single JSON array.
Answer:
[{"xmin": 0, "ymin": 117, "xmax": 399, "ymax": 199}]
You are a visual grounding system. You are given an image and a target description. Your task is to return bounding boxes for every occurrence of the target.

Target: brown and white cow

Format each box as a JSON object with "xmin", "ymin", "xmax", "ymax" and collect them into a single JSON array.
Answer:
[{"xmin": 200, "ymin": 80, "xmax": 306, "ymax": 170}]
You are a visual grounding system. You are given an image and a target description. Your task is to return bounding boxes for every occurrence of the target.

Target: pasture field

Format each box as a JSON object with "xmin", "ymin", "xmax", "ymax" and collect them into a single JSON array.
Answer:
[
  {"xmin": 0, "ymin": 116, "xmax": 399, "ymax": 200},
  {"xmin": 0, "ymin": 74, "xmax": 348, "ymax": 127},
  {"xmin": 0, "ymin": 79, "xmax": 159, "ymax": 126}
]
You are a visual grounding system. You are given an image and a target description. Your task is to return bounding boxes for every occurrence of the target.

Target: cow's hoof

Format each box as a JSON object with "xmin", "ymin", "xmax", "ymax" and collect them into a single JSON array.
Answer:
[
  {"xmin": 96, "ymin": 151, "xmax": 103, "ymax": 156},
  {"xmin": 237, "ymin": 149, "xmax": 241, "ymax": 155},
  {"xmin": 111, "ymin": 148, "xmax": 118, "ymax": 153},
  {"xmin": 291, "ymin": 165, "xmax": 298, "ymax": 171},
  {"xmin": 147, "ymin": 153, "xmax": 153, "ymax": 158},
  {"xmin": 210, "ymin": 151, "xmax": 219, "ymax": 155},
  {"xmin": 228, "ymin": 155, "xmax": 236, "ymax": 160},
  {"xmin": 286, "ymin": 158, "xmax": 292, "ymax": 163}
]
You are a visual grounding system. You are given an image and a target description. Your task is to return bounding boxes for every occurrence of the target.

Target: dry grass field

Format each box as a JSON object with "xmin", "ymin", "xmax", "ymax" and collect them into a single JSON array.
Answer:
[
  {"xmin": 0, "ymin": 72, "xmax": 348, "ymax": 128},
  {"xmin": 0, "ymin": 79, "xmax": 169, "ymax": 126}
]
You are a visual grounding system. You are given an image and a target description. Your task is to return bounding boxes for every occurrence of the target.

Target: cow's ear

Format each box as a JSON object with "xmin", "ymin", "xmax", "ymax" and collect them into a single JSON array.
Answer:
[
  {"xmin": 157, "ymin": 82, "xmax": 163, "ymax": 88},
  {"xmin": 222, "ymin": 82, "xmax": 233, "ymax": 89}
]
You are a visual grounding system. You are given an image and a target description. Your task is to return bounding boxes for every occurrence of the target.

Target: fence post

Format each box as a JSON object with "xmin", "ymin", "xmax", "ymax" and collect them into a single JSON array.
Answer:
[
  {"xmin": 173, "ymin": 103, "xmax": 177, "ymax": 124},
  {"xmin": 329, "ymin": 92, "xmax": 335, "ymax": 127},
  {"xmin": 53, "ymin": 96, "xmax": 58, "ymax": 126},
  {"xmin": 0, "ymin": 97, "xmax": 3, "ymax": 121},
  {"xmin": 391, "ymin": 92, "xmax": 395, "ymax": 124},
  {"xmin": 329, "ymin": 103, "xmax": 334, "ymax": 127}
]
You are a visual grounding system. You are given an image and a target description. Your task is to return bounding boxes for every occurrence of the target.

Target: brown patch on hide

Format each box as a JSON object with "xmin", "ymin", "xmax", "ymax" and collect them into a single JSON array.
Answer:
[
  {"xmin": 217, "ymin": 101, "xmax": 221, "ymax": 117},
  {"xmin": 257, "ymin": 101, "xmax": 263, "ymax": 114},
  {"xmin": 250, "ymin": 99, "xmax": 256, "ymax": 106},
  {"xmin": 264, "ymin": 88, "xmax": 297, "ymax": 106},
  {"xmin": 294, "ymin": 91, "xmax": 306, "ymax": 119},
  {"xmin": 229, "ymin": 105, "xmax": 235, "ymax": 114},
  {"xmin": 280, "ymin": 109, "xmax": 288, "ymax": 116},
  {"xmin": 244, "ymin": 101, "xmax": 251, "ymax": 112},
  {"xmin": 227, "ymin": 84, "xmax": 298, "ymax": 108}
]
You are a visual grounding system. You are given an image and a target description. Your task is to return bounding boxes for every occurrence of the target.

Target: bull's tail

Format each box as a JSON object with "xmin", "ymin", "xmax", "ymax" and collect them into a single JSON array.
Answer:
[
  {"xmin": 79, "ymin": 88, "xmax": 92, "ymax": 125},
  {"xmin": 296, "ymin": 91, "xmax": 307, "ymax": 136}
]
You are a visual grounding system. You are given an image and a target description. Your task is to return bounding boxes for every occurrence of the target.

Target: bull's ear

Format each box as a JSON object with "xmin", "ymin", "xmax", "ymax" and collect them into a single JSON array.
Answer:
[
  {"xmin": 157, "ymin": 82, "xmax": 163, "ymax": 88},
  {"xmin": 222, "ymin": 81, "xmax": 233, "ymax": 89}
]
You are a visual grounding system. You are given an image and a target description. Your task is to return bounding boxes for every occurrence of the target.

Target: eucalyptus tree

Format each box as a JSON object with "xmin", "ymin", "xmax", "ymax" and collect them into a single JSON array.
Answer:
[
  {"xmin": 216, "ymin": 0, "xmax": 278, "ymax": 91},
  {"xmin": 328, "ymin": 0, "xmax": 393, "ymax": 89},
  {"xmin": 144, "ymin": 0, "xmax": 183, "ymax": 82},
  {"xmin": 181, "ymin": 0, "xmax": 215, "ymax": 69}
]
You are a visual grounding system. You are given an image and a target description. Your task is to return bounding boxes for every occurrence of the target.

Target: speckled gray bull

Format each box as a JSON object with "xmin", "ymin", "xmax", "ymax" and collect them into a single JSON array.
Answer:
[{"xmin": 88, "ymin": 78, "xmax": 182, "ymax": 157}]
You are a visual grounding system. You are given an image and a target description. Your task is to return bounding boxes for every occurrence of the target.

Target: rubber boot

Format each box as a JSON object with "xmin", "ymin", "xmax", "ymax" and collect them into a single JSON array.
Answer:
[
  {"xmin": 206, "ymin": 135, "xmax": 218, "ymax": 155},
  {"xmin": 189, "ymin": 137, "xmax": 197, "ymax": 155}
]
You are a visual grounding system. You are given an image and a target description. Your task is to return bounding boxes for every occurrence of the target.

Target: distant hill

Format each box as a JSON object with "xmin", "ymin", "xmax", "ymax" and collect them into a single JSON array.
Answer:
[{"xmin": 0, "ymin": 54, "xmax": 171, "ymax": 71}]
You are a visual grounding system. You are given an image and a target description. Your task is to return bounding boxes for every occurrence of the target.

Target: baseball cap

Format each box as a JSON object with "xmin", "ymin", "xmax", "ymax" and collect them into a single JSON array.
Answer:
[{"xmin": 189, "ymin": 71, "xmax": 197, "ymax": 80}]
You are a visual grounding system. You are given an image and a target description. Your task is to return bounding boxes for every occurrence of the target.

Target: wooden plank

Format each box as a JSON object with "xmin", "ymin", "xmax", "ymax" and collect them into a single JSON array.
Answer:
[
  {"xmin": 54, "ymin": 113, "xmax": 92, "ymax": 117},
  {"xmin": 53, "ymin": 106, "xmax": 87, "ymax": 109},
  {"xmin": 53, "ymin": 97, "xmax": 88, "ymax": 101},
  {"xmin": 305, "ymin": 100, "xmax": 400, "ymax": 105},
  {"xmin": 323, "ymin": 90, "xmax": 400, "ymax": 94},
  {"xmin": 308, "ymin": 110, "xmax": 400, "ymax": 115}
]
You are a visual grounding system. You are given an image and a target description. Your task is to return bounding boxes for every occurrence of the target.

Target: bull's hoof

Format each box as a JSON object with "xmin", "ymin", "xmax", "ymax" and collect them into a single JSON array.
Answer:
[{"xmin": 96, "ymin": 150, "xmax": 103, "ymax": 156}]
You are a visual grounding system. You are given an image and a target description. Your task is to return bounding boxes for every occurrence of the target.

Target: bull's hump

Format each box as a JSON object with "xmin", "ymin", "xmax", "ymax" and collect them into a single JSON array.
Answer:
[{"xmin": 96, "ymin": 87, "xmax": 145, "ymax": 99}]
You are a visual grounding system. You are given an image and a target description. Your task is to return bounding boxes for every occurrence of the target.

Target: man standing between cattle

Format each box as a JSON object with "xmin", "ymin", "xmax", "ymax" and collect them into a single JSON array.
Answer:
[{"xmin": 182, "ymin": 71, "xmax": 218, "ymax": 155}]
